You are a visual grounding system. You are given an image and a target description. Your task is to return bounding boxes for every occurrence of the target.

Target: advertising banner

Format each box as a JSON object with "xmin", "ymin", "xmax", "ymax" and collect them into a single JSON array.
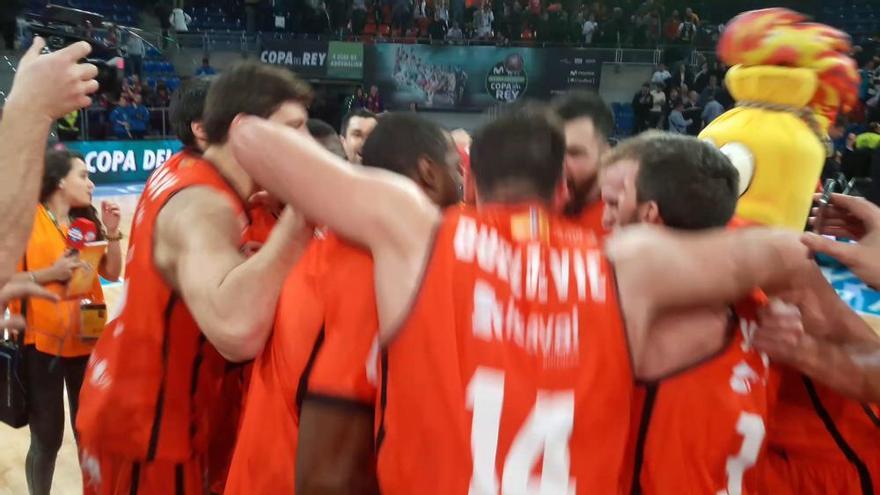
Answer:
[
  {"xmin": 65, "ymin": 139, "xmax": 181, "ymax": 185},
  {"xmin": 824, "ymin": 266, "xmax": 880, "ymax": 320},
  {"xmin": 364, "ymin": 44, "xmax": 610, "ymax": 110},
  {"xmin": 260, "ymin": 38, "xmax": 363, "ymax": 80}
]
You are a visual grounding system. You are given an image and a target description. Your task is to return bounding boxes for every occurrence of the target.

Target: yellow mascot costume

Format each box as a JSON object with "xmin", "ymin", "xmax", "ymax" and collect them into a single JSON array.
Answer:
[
  {"xmin": 699, "ymin": 8, "xmax": 859, "ymax": 230},
  {"xmin": 706, "ymin": 10, "xmax": 880, "ymax": 495}
]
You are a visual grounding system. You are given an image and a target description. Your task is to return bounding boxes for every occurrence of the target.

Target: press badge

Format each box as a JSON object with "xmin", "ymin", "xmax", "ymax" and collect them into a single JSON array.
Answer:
[{"xmin": 80, "ymin": 302, "xmax": 108, "ymax": 340}]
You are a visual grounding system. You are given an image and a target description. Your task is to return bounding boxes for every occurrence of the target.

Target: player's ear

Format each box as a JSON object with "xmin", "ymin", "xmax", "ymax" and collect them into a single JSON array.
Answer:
[
  {"xmin": 639, "ymin": 201, "xmax": 662, "ymax": 226},
  {"xmin": 416, "ymin": 156, "xmax": 442, "ymax": 202},
  {"xmin": 192, "ymin": 121, "xmax": 208, "ymax": 151}
]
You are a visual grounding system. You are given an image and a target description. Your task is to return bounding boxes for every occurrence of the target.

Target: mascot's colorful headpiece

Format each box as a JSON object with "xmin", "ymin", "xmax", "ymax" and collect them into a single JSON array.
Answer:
[{"xmin": 700, "ymin": 8, "xmax": 859, "ymax": 229}]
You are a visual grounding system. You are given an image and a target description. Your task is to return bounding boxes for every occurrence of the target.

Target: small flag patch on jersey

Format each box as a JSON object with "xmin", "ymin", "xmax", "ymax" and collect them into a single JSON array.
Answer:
[{"xmin": 511, "ymin": 207, "xmax": 550, "ymax": 242}]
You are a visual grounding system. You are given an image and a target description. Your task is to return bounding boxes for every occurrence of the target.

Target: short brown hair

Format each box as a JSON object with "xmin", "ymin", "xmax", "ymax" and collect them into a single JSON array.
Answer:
[
  {"xmin": 202, "ymin": 61, "xmax": 313, "ymax": 144},
  {"xmin": 603, "ymin": 131, "xmax": 739, "ymax": 230}
]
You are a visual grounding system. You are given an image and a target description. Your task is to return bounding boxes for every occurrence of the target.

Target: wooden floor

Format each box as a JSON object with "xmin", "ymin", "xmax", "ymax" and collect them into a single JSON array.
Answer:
[{"xmin": 0, "ymin": 190, "xmax": 137, "ymax": 495}]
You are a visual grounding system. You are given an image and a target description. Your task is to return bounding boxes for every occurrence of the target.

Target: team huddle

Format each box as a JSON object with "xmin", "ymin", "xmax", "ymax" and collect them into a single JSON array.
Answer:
[{"xmin": 65, "ymin": 59, "xmax": 880, "ymax": 495}]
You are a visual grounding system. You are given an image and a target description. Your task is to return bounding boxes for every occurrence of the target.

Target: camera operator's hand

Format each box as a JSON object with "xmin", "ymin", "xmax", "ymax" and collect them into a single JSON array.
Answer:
[
  {"xmin": 804, "ymin": 193, "xmax": 880, "ymax": 289},
  {"xmin": 6, "ymin": 37, "xmax": 99, "ymax": 121}
]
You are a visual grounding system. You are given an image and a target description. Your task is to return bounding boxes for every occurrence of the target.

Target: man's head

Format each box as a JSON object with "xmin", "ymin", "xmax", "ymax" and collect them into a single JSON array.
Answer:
[
  {"xmin": 471, "ymin": 103, "xmax": 565, "ymax": 204},
  {"xmin": 550, "ymin": 90, "xmax": 614, "ymax": 214},
  {"xmin": 370, "ymin": 85, "xmax": 379, "ymax": 96},
  {"xmin": 829, "ymin": 117, "xmax": 846, "ymax": 140},
  {"xmin": 361, "ymin": 112, "xmax": 461, "ymax": 207},
  {"xmin": 657, "ymin": 63, "xmax": 666, "ymax": 71},
  {"xmin": 709, "ymin": 74, "xmax": 718, "ymax": 87},
  {"xmin": 202, "ymin": 61, "xmax": 313, "ymax": 146},
  {"xmin": 202, "ymin": 57, "xmax": 211, "ymax": 67},
  {"xmin": 600, "ymin": 131, "xmax": 739, "ymax": 230},
  {"xmin": 307, "ymin": 118, "xmax": 347, "ymax": 159},
  {"xmin": 169, "ymin": 77, "xmax": 211, "ymax": 151},
  {"xmin": 688, "ymin": 90, "xmax": 699, "ymax": 102},
  {"xmin": 341, "ymin": 109, "xmax": 378, "ymax": 163},
  {"xmin": 640, "ymin": 83, "xmax": 650, "ymax": 94}
]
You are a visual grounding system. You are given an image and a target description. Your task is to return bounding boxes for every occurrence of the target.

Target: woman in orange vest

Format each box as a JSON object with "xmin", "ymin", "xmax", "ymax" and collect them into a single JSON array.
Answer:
[{"xmin": 11, "ymin": 149, "xmax": 122, "ymax": 495}]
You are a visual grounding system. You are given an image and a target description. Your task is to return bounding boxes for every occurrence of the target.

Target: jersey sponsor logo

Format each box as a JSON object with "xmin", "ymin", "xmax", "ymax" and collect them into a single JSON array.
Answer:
[{"xmin": 145, "ymin": 164, "xmax": 179, "ymax": 202}]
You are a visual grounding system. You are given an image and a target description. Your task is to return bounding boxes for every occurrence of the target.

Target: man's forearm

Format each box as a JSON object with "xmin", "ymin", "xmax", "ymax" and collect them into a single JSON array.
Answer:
[
  {"xmin": 0, "ymin": 100, "xmax": 53, "ymax": 288},
  {"xmin": 209, "ymin": 225, "xmax": 309, "ymax": 361}
]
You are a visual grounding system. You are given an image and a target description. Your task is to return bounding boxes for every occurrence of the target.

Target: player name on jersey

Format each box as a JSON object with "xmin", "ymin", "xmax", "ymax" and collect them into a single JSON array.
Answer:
[{"xmin": 453, "ymin": 215, "xmax": 605, "ymax": 367}]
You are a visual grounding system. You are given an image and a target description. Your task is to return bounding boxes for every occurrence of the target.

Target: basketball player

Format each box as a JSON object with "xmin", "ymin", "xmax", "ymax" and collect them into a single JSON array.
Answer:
[
  {"xmin": 308, "ymin": 119, "xmax": 348, "ymax": 159},
  {"xmin": 341, "ymin": 109, "xmax": 378, "ymax": 164},
  {"xmin": 76, "ymin": 62, "xmax": 314, "ymax": 494},
  {"xmin": 228, "ymin": 104, "xmax": 811, "ymax": 493},
  {"xmin": 551, "ymin": 91, "xmax": 615, "ymax": 235},
  {"xmin": 600, "ymin": 132, "xmax": 776, "ymax": 494},
  {"xmin": 0, "ymin": 38, "xmax": 98, "ymax": 287},
  {"xmin": 168, "ymin": 77, "xmax": 212, "ymax": 153},
  {"xmin": 225, "ymin": 112, "xmax": 460, "ymax": 495}
]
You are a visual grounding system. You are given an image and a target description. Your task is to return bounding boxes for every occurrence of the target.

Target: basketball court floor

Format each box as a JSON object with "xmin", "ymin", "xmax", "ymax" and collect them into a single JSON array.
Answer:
[{"xmin": 1, "ymin": 183, "xmax": 879, "ymax": 494}]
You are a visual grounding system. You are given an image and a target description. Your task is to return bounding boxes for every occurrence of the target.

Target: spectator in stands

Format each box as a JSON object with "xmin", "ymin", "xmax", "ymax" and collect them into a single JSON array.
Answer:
[
  {"xmin": 307, "ymin": 119, "xmax": 347, "ymax": 159},
  {"xmin": 632, "ymin": 83, "xmax": 653, "ymax": 133},
  {"xmin": 428, "ymin": 12, "xmax": 449, "ymax": 40},
  {"xmin": 692, "ymin": 61, "xmax": 710, "ymax": 93},
  {"xmin": 155, "ymin": 2, "xmax": 172, "ymax": 48},
  {"xmin": 148, "ymin": 83, "xmax": 171, "ymax": 108},
  {"xmin": 341, "ymin": 109, "xmax": 378, "ymax": 164},
  {"xmin": 351, "ymin": 0, "xmax": 368, "ymax": 35},
  {"xmin": 125, "ymin": 31, "xmax": 145, "ymax": 79},
  {"xmin": 110, "ymin": 97, "xmax": 133, "ymax": 139},
  {"xmin": 699, "ymin": 74, "xmax": 719, "ymax": 106},
  {"xmin": 670, "ymin": 63, "xmax": 691, "ymax": 92},
  {"xmin": 196, "ymin": 57, "xmax": 217, "ymax": 76},
  {"xmin": 475, "ymin": 2, "xmax": 494, "ymax": 39},
  {"xmin": 392, "ymin": 0, "xmax": 414, "ymax": 35},
  {"xmin": 678, "ymin": 15, "xmax": 696, "ymax": 44},
  {"xmin": 701, "ymin": 93, "xmax": 724, "ymax": 127},
  {"xmin": 860, "ymin": 59, "xmax": 876, "ymax": 102},
  {"xmin": 684, "ymin": 7, "xmax": 700, "ymax": 25},
  {"xmin": 649, "ymin": 82, "xmax": 666, "ymax": 129},
  {"xmin": 582, "ymin": 12, "xmax": 597, "ymax": 44},
  {"xmin": 668, "ymin": 99, "xmax": 691, "ymax": 134},
  {"xmin": 56, "ymin": 111, "xmax": 80, "ymax": 141},
  {"xmin": 129, "ymin": 94, "xmax": 150, "ymax": 139},
  {"xmin": 170, "ymin": 6, "xmax": 192, "ymax": 33},
  {"xmin": 447, "ymin": 22, "xmax": 464, "ymax": 40},
  {"xmin": 856, "ymin": 122, "xmax": 880, "ymax": 150},
  {"xmin": 0, "ymin": 0, "xmax": 20, "ymax": 49},
  {"xmin": 366, "ymin": 85, "xmax": 384, "ymax": 113},
  {"xmin": 664, "ymin": 10, "xmax": 681, "ymax": 43},
  {"xmin": 651, "ymin": 63, "xmax": 671, "ymax": 86}
]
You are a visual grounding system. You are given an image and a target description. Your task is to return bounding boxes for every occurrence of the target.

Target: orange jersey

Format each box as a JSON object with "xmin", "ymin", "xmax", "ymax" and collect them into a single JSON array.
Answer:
[
  {"xmin": 631, "ymin": 299, "xmax": 781, "ymax": 495},
  {"xmin": 377, "ymin": 204, "xmax": 633, "ymax": 494},
  {"xmin": 77, "ymin": 151, "xmax": 249, "ymax": 464},
  {"xmin": 760, "ymin": 369, "xmax": 880, "ymax": 495},
  {"xmin": 577, "ymin": 200, "xmax": 608, "ymax": 239},
  {"xmin": 225, "ymin": 232, "xmax": 379, "ymax": 494}
]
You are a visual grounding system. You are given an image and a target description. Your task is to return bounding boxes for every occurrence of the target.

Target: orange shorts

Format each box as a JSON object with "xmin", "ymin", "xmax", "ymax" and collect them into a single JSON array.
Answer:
[
  {"xmin": 80, "ymin": 446, "xmax": 205, "ymax": 495},
  {"xmin": 759, "ymin": 449, "xmax": 879, "ymax": 495}
]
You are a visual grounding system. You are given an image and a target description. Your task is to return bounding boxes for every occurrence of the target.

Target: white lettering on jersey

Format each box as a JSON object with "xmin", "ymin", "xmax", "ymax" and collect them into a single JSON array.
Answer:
[
  {"xmin": 146, "ymin": 165, "xmax": 178, "ymax": 202},
  {"xmin": 453, "ymin": 215, "xmax": 606, "ymax": 305},
  {"xmin": 729, "ymin": 361, "xmax": 760, "ymax": 395},
  {"xmin": 472, "ymin": 279, "xmax": 580, "ymax": 364}
]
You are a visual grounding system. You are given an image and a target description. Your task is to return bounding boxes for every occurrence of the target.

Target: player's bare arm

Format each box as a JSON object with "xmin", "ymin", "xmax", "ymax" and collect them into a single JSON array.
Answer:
[
  {"xmin": 154, "ymin": 186, "xmax": 308, "ymax": 361},
  {"xmin": 609, "ymin": 224, "xmax": 810, "ymax": 379},
  {"xmin": 0, "ymin": 39, "xmax": 97, "ymax": 287},
  {"xmin": 296, "ymin": 402, "xmax": 379, "ymax": 495},
  {"xmin": 230, "ymin": 116, "xmax": 441, "ymax": 339}
]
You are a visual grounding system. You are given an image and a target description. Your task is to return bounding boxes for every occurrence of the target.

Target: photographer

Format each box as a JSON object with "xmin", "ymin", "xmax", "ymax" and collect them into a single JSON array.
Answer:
[{"xmin": 0, "ymin": 37, "xmax": 99, "ymax": 290}]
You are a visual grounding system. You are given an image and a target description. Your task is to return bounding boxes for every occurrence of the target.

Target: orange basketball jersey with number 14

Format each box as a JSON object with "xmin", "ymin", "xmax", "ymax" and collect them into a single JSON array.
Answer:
[{"xmin": 377, "ymin": 204, "xmax": 634, "ymax": 494}]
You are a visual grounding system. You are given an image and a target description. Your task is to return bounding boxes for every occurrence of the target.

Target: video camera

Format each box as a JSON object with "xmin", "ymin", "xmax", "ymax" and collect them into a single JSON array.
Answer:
[{"xmin": 24, "ymin": 4, "xmax": 126, "ymax": 96}]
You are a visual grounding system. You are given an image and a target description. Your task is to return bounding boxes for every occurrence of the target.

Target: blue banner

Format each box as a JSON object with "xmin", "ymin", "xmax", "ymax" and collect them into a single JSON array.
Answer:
[
  {"xmin": 65, "ymin": 139, "xmax": 182, "ymax": 185},
  {"xmin": 823, "ymin": 266, "xmax": 880, "ymax": 318}
]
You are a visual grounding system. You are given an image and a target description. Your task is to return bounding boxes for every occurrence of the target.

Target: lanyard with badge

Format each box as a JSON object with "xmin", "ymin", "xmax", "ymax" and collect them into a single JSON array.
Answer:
[{"xmin": 44, "ymin": 207, "xmax": 107, "ymax": 342}]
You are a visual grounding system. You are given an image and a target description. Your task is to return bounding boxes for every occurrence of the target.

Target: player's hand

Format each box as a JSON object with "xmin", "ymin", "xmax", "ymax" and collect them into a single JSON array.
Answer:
[
  {"xmin": 49, "ymin": 253, "xmax": 86, "ymax": 282},
  {"xmin": 7, "ymin": 37, "xmax": 99, "ymax": 121},
  {"xmin": 274, "ymin": 206, "xmax": 312, "ymax": 244},
  {"xmin": 101, "ymin": 200, "xmax": 123, "ymax": 235},
  {"xmin": 0, "ymin": 279, "xmax": 60, "ymax": 337},
  {"xmin": 804, "ymin": 193, "xmax": 880, "ymax": 289},
  {"xmin": 753, "ymin": 299, "xmax": 811, "ymax": 367}
]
